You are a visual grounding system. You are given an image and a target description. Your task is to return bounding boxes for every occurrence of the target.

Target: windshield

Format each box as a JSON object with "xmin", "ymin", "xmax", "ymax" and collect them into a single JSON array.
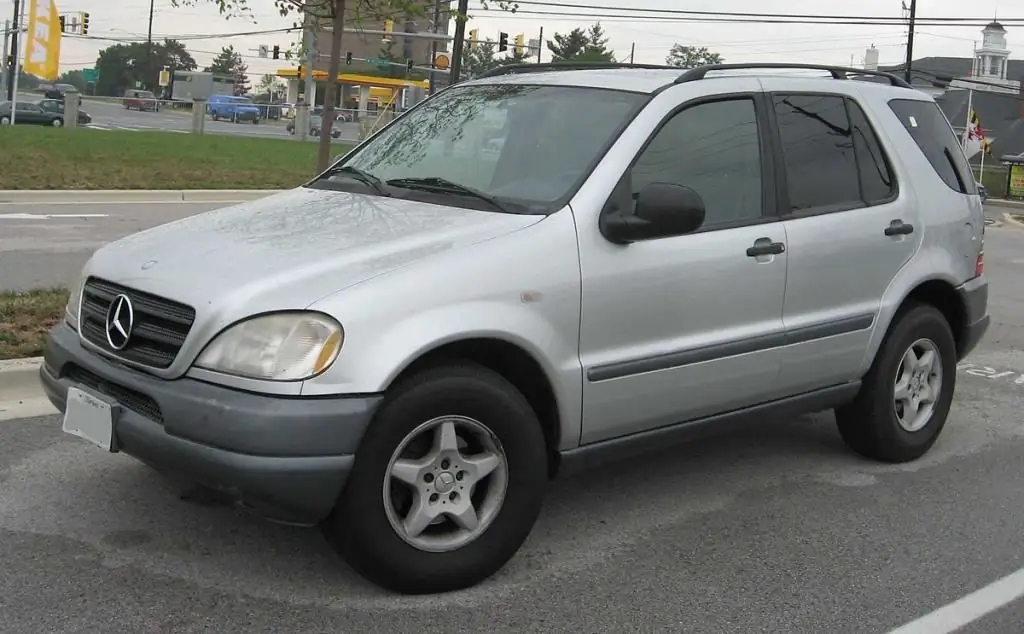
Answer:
[{"xmin": 317, "ymin": 83, "xmax": 646, "ymax": 213}]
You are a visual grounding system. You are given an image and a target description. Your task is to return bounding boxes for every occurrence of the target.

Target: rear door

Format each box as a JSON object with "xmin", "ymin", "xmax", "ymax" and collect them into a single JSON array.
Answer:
[{"xmin": 765, "ymin": 91, "xmax": 921, "ymax": 395}]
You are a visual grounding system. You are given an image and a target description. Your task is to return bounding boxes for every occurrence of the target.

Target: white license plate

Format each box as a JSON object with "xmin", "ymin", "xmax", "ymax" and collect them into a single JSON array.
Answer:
[{"xmin": 62, "ymin": 387, "xmax": 115, "ymax": 451}]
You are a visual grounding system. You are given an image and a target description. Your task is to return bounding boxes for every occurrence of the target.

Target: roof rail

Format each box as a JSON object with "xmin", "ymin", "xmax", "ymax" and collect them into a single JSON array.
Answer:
[
  {"xmin": 674, "ymin": 63, "xmax": 912, "ymax": 89},
  {"xmin": 475, "ymin": 61, "xmax": 679, "ymax": 79}
]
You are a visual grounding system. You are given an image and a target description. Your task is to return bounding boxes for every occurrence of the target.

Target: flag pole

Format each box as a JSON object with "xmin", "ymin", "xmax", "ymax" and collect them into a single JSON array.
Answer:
[
  {"xmin": 980, "ymin": 146, "xmax": 986, "ymax": 180},
  {"xmin": 962, "ymin": 88, "xmax": 974, "ymax": 152}
]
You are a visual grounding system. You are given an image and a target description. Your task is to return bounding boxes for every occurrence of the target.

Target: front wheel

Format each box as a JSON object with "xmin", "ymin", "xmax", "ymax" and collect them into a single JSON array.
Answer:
[
  {"xmin": 323, "ymin": 363, "xmax": 548, "ymax": 594},
  {"xmin": 835, "ymin": 303, "xmax": 957, "ymax": 463},
  {"xmin": 51, "ymin": 117, "xmax": 63, "ymax": 127},
  {"xmin": 0, "ymin": 115, "xmax": 10, "ymax": 125}
]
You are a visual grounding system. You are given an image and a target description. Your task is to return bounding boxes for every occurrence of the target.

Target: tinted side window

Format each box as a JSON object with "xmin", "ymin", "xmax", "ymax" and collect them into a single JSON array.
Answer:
[
  {"xmin": 887, "ymin": 99, "xmax": 974, "ymax": 194},
  {"xmin": 847, "ymin": 100, "xmax": 896, "ymax": 204},
  {"xmin": 773, "ymin": 94, "xmax": 860, "ymax": 212},
  {"xmin": 630, "ymin": 98, "xmax": 763, "ymax": 228}
]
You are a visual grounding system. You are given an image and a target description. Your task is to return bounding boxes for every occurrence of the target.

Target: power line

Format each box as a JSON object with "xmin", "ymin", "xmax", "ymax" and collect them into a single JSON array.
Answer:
[{"xmin": 495, "ymin": 1, "xmax": 1023, "ymax": 23}]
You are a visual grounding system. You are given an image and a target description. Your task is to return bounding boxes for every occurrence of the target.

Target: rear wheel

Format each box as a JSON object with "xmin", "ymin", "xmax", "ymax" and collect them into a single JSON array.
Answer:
[
  {"xmin": 51, "ymin": 117, "xmax": 63, "ymax": 127},
  {"xmin": 835, "ymin": 303, "xmax": 956, "ymax": 463},
  {"xmin": 323, "ymin": 363, "xmax": 548, "ymax": 594},
  {"xmin": 0, "ymin": 115, "xmax": 9, "ymax": 125}
]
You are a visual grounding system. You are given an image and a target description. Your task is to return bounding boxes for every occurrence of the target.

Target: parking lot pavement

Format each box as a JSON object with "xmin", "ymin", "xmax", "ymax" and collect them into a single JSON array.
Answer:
[{"xmin": 0, "ymin": 212, "xmax": 1023, "ymax": 631}]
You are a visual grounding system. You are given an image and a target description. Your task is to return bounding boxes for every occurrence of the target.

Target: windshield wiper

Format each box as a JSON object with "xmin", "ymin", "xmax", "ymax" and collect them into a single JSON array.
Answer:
[
  {"xmin": 321, "ymin": 165, "xmax": 390, "ymax": 196},
  {"xmin": 385, "ymin": 177, "xmax": 512, "ymax": 214}
]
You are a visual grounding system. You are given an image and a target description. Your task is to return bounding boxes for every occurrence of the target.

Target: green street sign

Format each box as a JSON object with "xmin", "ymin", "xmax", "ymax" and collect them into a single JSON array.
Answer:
[
  {"xmin": 366, "ymin": 57, "xmax": 389, "ymax": 65},
  {"xmin": 82, "ymin": 68, "xmax": 99, "ymax": 83}
]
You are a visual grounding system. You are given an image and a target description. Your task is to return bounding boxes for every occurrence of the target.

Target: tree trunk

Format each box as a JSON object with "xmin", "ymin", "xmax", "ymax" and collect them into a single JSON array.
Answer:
[{"xmin": 317, "ymin": 0, "xmax": 346, "ymax": 172}]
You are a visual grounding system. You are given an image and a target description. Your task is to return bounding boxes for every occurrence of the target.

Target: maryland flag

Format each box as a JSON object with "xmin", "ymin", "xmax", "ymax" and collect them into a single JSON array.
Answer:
[{"xmin": 963, "ymin": 109, "xmax": 992, "ymax": 159}]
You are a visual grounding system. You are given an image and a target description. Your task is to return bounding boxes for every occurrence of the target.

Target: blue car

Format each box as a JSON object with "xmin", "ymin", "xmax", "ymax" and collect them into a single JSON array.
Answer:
[{"xmin": 207, "ymin": 95, "xmax": 261, "ymax": 124}]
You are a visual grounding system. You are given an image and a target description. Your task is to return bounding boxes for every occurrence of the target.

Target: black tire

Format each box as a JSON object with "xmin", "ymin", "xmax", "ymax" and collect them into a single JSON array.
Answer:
[
  {"xmin": 323, "ymin": 362, "xmax": 548, "ymax": 594},
  {"xmin": 835, "ymin": 302, "xmax": 957, "ymax": 463}
]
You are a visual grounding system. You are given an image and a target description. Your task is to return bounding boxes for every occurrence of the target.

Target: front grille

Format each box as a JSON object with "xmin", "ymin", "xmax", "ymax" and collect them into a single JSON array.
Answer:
[
  {"xmin": 79, "ymin": 277, "xmax": 196, "ymax": 369},
  {"xmin": 63, "ymin": 364, "xmax": 164, "ymax": 424}
]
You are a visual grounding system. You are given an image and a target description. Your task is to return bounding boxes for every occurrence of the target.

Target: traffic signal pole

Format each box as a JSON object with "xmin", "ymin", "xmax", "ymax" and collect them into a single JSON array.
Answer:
[{"xmin": 6, "ymin": 0, "xmax": 21, "ymax": 102}]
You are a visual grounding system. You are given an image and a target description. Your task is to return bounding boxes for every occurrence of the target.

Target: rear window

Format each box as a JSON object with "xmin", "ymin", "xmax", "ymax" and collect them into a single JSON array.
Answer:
[{"xmin": 887, "ymin": 99, "xmax": 975, "ymax": 195}]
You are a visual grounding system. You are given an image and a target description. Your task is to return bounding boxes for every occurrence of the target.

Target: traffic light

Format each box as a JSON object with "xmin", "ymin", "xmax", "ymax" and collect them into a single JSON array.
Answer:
[
  {"xmin": 406, "ymin": 59, "xmax": 414, "ymax": 72},
  {"xmin": 468, "ymin": 28, "xmax": 478, "ymax": 51},
  {"xmin": 383, "ymin": 17, "xmax": 393, "ymax": 41},
  {"xmin": 296, "ymin": 64, "xmax": 303, "ymax": 77},
  {"xmin": 345, "ymin": 51, "xmax": 352, "ymax": 65},
  {"xmin": 80, "ymin": 12, "xmax": 89, "ymax": 35},
  {"xmin": 498, "ymin": 32, "xmax": 508, "ymax": 52},
  {"xmin": 272, "ymin": 45, "xmax": 280, "ymax": 60},
  {"xmin": 58, "ymin": 15, "xmax": 65, "ymax": 32},
  {"xmin": 514, "ymin": 33, "xmax": 525, "ymax": 55}
]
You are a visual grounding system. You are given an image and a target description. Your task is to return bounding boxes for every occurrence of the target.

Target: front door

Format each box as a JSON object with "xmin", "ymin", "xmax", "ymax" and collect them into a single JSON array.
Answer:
[{"xmin": 576, "ymin": 89, "xmax": 790, "ymax": 445}]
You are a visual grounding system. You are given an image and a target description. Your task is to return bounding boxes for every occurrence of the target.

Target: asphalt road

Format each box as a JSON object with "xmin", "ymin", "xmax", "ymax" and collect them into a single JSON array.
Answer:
[
  {"xmin": 13, "ymin": 92, "xmax": 360, "ymax": 142},
  {"xmin": 2, "ymin": 202, "xmax": 1024, "ymax": 631}
]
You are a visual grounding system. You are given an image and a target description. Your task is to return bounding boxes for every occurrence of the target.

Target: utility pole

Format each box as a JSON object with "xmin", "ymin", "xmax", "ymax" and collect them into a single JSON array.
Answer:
[
  {"xmin": 904, "ymin": 0, "xmax": 917, "ymax": 84},
  {"xmin": 146, "ymin": 0, "xmax": 155, "ymax": 90},
  {"xmin": 428, "ymin": 0, "xmax": 441, "ymax": 93},
  {"xmin": 1, "ymin": 19, "xmax": 10, "ymax": 98},
  {"xmin": 448, "ymin": 0, "xmax": 469, "ymax": 84},
  {"xmin": 629, "ymin": 42, "xmax": 635, "ymax": 64},
  {"xmin": 6, "ymin": 0, "xmax": 21, "ymax": 102},
  {"xmin": 537, "ymin": 26, "xmax": 543, "ymax": 63}
]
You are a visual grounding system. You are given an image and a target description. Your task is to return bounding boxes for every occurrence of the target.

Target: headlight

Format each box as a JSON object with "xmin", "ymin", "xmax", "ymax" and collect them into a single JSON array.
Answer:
[
  {"xmin": 194, "ymin": 312, "xmax": 343, "ymax": 381},
  {"xmin": 65, "ymin": 272, "xmax": 87, "ymax": 325}
]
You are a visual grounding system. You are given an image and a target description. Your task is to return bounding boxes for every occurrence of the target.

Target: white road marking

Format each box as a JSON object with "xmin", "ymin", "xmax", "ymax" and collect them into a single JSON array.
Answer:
[
  {"xmin": 956, "ymin": 362, "xmax": 1024, "ymax": 386},
  {"xmin": 0, "ymin": 213, "xmax": 110, "ymax": 219},
  {"xmin": 886, "ymin": 566, "xmax": 1024, "ymax": 634}
]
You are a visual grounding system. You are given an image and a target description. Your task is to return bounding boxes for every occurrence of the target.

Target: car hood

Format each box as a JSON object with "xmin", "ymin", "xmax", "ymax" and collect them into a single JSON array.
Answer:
[{"xmin": 85, "ymin": 186, "xmax": 544, "ymax": 311}]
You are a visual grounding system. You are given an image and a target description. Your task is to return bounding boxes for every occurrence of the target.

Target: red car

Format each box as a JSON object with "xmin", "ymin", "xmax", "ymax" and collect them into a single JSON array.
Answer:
[{"xmin": 123, "ymin": 89, "xmax": 159, "ymax": 112}]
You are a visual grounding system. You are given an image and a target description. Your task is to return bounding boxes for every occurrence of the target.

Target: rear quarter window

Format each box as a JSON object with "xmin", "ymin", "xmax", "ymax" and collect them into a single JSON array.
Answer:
[{"xmin": 887, "ymin": 98, "xmax": 976, "ymax": 195}]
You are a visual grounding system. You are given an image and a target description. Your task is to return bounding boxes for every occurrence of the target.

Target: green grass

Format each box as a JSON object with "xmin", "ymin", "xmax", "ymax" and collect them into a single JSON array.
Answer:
[
  {"xmin": 0, "ymin": 127, "xmax": 351, "ymax": 190},
  {"xmin": 972, "ymin": 165, "xmax": 1009, "ymax": 199},
  {"xmin": 0, "ymin": 288, "xmax": 68, "ymax": 360}
]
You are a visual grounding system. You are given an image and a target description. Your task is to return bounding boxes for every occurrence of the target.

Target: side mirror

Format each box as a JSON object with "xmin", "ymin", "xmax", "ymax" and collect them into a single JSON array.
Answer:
[{"xmin": 601, "ymin": 182, "xmax": 706, "ymax": 243}]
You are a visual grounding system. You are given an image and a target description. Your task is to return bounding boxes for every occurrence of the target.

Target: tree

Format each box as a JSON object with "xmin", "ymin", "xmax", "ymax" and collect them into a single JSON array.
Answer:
[
  {"xmin": 205, "ymin": 45, "xmax": 250, "ymax": 94},
  {"xmin": 547, "ymin": 23, "xmax": 615, "ymax": 63},
  {"xmin": 256, "ymin": 73, "xmax": 285, "ymax": 99},
  {"xmin": 666, "ymin": 44, "xmax": 723, "ymax": 68},
  {"xmin": 57, "ymin": 70, "xmax": 87, "ymax": 92},
  {"xmin": 94, "ymin": 39, "xmax": 198, "ymax": 97},
  {"xmin": 170, "ymin": 0, "xmax": 518, "ymax": 173}
]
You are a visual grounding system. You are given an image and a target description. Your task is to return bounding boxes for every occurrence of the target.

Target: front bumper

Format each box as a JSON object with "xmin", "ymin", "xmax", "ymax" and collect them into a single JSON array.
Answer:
[
  {"xmin": 956, "ymin": 275, "xmax": 990, "ymax": 360},
  {"xmin": 40, "ymin": 321, "xmax": 383, "ymax": 525}
]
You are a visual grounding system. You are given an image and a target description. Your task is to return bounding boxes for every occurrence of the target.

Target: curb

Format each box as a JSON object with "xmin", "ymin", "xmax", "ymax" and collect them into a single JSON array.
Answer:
[
  {"xmin": 0, "ymin": 189, "xmax": 285, "ymax": 204},
  {"xmin": 0, "ymin": 357, "xmax": 44, "ymax": 397},
  {"xmin": 988, "ymin": 198, "xmax": 1024, "ymax": 209}
]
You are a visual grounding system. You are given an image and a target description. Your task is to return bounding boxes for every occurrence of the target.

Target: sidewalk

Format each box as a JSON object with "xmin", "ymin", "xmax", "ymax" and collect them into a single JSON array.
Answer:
[{"xmin": 0, "ymin": 189, "xmax": 284, "ymax": 204}]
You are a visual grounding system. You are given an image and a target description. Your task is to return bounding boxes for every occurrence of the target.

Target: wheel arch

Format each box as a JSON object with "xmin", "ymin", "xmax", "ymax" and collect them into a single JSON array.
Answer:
[
  {"xmin": 388, "ymin": 337, "xmax": 564, "ymax": 478},
  {"xmin": 874, "ymin": 277, "xmax": 968, "ymax": 364}
]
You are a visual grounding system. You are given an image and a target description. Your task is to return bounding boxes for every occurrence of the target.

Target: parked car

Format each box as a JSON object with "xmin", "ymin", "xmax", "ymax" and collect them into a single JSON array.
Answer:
[
  {"xmin": 0, "ymin": 100, "xmax": 65, "ymax": 126},
  {"xmin": 123, "ymin": 89, "xmax": 160, "ymax": 112},
  {"xmin": 38, "ymin": 98, "xmax": 92, "ymax": 125},
  {"xmin": 42, "ymin": 62, "xmax": 989, "ymax": 596},
  {"xmin": 285, "ymin": 111, "xmax": 341, "ymax": 138},
  {"xmin": 207, "ymin": 94, "xmax": 261, "ymax": 123}
]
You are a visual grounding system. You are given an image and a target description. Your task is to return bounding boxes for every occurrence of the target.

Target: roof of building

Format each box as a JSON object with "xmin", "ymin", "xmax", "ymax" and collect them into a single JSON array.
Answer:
[
  {"xmin": 985, "ymin": 20, "xmax": 1006, "ymax": 32},
  {"xmin": 879, "ymin": 57, "xmax": 1024, "ymax": 89}
]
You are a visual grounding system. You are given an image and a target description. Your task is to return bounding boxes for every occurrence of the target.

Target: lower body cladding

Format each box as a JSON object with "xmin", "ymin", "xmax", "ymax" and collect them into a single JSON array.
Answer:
[{"xmin": 39, "ymin": 321, "xmax": 382, "ymax": 526}]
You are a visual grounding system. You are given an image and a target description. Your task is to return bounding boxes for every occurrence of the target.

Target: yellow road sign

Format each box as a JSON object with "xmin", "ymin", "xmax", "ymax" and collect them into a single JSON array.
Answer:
[{"xmin": 434, "ymin": 53, "xmax": 450, "ymax": 70}]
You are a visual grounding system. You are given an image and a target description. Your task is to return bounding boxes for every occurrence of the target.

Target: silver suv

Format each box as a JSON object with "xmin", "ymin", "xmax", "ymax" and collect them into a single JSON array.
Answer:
[{"xmin": 41, "ymin": 62, "xmax": 989, "ymax": 595}]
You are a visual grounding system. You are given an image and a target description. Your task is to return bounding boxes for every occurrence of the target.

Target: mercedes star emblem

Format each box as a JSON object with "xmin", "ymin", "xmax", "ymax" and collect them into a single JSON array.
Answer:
[{"xmin": 105, "ymin": 294, "xmax": 135, "ymax": 351}]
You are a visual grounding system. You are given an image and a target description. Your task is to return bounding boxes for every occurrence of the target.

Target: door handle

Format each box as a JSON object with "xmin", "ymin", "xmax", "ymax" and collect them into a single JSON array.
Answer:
[
  {"xmin": 884, "ymin": 219, "xmax": 915, "ymax": 236},
  {"xmin": 746, "ymin": 238, "xmax": 786, "ymax": 257}
]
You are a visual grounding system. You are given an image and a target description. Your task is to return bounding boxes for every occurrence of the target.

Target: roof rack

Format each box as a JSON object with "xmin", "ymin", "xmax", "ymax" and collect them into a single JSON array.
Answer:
[
  {"xmin": 475, "ymin": 61, "xmax": 679, "ymax": 79},
  {"xmin": 674, "ymin": 63, "xmax": 912, "ymax": 88}
]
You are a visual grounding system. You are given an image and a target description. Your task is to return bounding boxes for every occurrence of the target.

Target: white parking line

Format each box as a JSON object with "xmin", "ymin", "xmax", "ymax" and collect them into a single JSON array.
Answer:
[{"xmin": 886, "ymin": 566, "xmax": 1024, "ymax": 634}]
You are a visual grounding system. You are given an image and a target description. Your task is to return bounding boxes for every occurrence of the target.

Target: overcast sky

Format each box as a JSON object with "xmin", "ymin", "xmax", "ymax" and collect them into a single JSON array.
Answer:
[{"xmin": 1, "ymin": 0, "xmax": 1019, "ymax": 80}]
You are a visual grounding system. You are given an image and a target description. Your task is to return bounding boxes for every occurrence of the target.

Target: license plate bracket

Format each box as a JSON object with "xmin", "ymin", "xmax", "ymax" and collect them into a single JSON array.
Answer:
[{"xmin": 62, "ymin": 386, "xmax": 121, "ymax": 452}]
